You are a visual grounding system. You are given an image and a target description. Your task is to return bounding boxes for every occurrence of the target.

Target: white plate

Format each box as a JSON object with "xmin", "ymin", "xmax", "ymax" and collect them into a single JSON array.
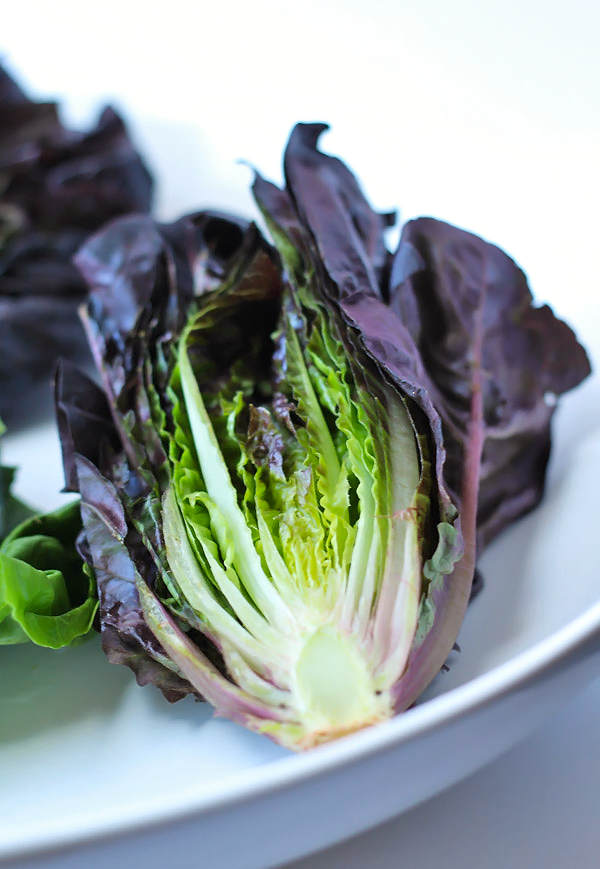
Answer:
[
  {"xmin": 1, "ymin": 3, "xmax": 599, "ymax": 867},
  {"xmin": 2, "ymin": 397, "xmax": 600, "ymax": 869}
]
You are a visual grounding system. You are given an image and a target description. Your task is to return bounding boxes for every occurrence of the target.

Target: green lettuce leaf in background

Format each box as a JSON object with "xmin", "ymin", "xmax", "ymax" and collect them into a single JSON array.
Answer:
[{"xmin": 0, "ymin": 422, "xmax": 97, "ymax": 649}]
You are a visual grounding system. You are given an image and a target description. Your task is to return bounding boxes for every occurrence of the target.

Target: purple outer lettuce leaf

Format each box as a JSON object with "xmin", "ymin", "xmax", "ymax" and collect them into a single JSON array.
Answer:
[
  {"xmin": 57, "ymin": 212, "xmax": 278, "ymax": 701},
  {"xmin": 389, "ymin": 218, "xmax": 590, "ymax": 706},
  {"xmin": 282, "ymin": 122, "xmax": 394, "ymax": 296},
  {"xmin": 388, "ymin": 218, "xmax": 592, "ymax": 548},
  {"xmin": 75, "ymin": 452, "xmax": 193, "ymax": 702}
]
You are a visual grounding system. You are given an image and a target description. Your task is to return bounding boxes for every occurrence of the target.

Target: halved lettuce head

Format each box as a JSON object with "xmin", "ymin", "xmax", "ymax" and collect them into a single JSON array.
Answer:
[{"xmin": 56, "ymin": 125, "xmax": 590, "ymax": 749}]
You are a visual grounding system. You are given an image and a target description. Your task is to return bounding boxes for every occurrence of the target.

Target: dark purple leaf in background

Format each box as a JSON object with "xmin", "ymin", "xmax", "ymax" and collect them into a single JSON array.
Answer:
[{"xmin": 0, "ymin": 63, "xmax": 154, "ymax": 427}]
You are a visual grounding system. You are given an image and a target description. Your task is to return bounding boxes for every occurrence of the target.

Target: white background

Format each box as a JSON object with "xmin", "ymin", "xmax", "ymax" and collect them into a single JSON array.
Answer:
[{"xmin": 2, "ymin": 1, "xmax": 600, "ymax": 866}]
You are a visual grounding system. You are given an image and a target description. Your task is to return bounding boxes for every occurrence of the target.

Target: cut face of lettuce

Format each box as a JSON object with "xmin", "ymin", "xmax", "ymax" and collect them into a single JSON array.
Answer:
[
  {"xmin": 156, "ymin": 282, "xmax": 459, "ymax": 745},
  {"xmin": 57, "ymin": 127, "xmax": 591, "ymax": 750}
]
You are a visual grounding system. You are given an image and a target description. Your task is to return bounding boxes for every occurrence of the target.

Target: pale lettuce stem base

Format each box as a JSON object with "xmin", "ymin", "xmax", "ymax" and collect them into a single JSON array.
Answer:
[{"xmin": 292, "ymin": 625, "xmax": 393, "ymax": 741}]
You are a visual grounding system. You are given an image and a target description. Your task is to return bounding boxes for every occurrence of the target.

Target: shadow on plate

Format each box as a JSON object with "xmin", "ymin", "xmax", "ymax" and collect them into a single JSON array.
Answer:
[{"xmin": 0, "ymin": 635, "xmax": 131, "ymax": 743}]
